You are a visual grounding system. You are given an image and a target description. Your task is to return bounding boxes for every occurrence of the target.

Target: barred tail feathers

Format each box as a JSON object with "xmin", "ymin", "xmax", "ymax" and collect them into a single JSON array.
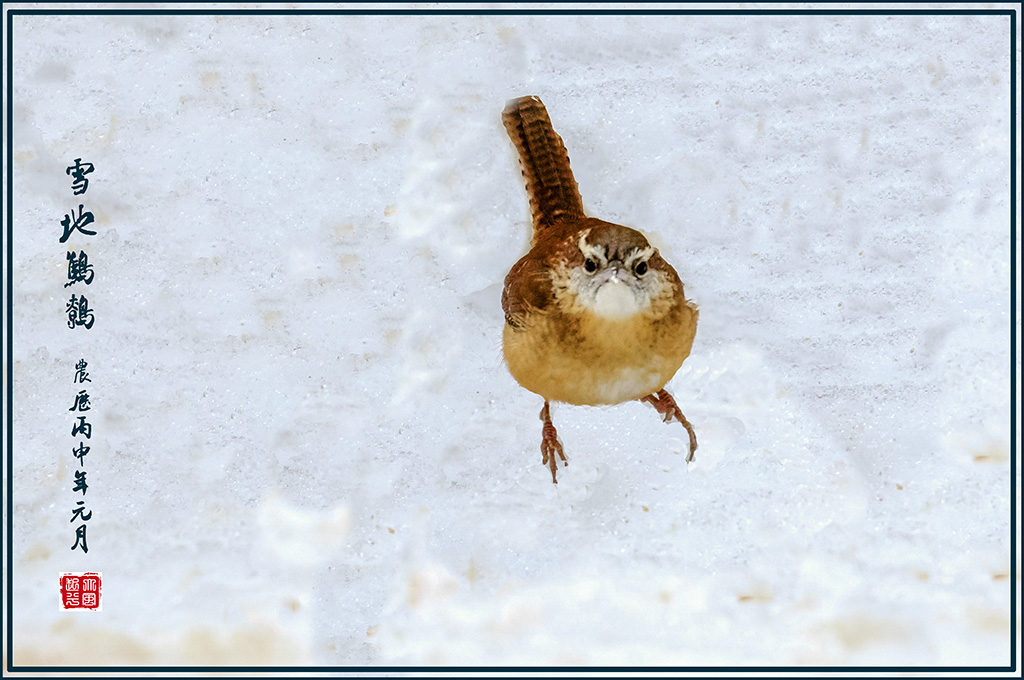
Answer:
[{"xmin": 502, "ymin": 96, "xmax": 586, "ymax": 234}]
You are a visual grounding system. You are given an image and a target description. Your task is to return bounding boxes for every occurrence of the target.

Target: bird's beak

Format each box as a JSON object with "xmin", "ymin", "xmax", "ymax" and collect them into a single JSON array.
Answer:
[{"xmin": 600, "ymin": 261, "xmax": 627, "ymax": 285}]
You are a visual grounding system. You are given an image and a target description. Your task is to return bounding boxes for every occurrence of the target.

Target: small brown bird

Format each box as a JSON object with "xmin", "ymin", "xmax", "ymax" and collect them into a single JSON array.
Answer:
[{"xmin": 500, "ymin": 95, "xmax": 700, "ymax": 484}]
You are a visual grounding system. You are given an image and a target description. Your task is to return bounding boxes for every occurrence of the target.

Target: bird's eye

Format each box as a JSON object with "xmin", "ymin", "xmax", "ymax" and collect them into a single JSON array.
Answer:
[
  {"xmin": 584, "ymin": 258, "xmax": 597, "ymax": 273},
  {"xmin": 634, "ymin": 260, "xmax": 648, "ymax": 276}
]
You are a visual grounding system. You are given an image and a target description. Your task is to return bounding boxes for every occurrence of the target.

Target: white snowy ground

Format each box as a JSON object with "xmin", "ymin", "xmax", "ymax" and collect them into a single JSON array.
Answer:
[{"xmin": 6, "ymin": 5, "xmax": 1017, "ymax": 668}]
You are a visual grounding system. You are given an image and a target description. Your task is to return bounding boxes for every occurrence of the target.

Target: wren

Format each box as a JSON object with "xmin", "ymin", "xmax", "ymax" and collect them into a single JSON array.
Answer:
[{"xmin": 500, "ymin": 95, "xmax": 700, "ymax": 483}]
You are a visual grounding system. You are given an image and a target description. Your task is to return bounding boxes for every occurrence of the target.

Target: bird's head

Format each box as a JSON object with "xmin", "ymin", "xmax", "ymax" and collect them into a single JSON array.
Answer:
[{"xmin": 557, "ymin": 220, "xmax": 679, "ymax": 320}]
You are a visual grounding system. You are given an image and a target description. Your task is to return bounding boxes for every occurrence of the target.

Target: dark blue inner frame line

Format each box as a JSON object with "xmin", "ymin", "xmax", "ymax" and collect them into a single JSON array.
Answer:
[{"xmin": 2, "ymin": 5, "xmax": 1017, "ymax": 675}]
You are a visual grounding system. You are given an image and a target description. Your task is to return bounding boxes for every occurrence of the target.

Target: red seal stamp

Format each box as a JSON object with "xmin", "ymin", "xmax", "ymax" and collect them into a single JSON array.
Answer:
[{"xmin": 59, "ymin": 572, "xmax": 102, "ymax": 610}]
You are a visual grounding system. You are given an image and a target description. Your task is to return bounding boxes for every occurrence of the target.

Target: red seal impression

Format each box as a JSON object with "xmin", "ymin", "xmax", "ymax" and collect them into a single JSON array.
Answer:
[{"xmin": 59, "ymin": 572, "xmax": 101, "ymax": 610}]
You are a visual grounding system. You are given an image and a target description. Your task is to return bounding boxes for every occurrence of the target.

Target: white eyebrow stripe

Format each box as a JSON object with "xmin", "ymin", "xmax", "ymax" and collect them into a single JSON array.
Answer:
[
  {"xmin": 578, "ymin": 230, "xmax": 608, "ymax": 264},
  {"xmin": 626, "ymin": 246, "xmax": 656, "ymax": 265},
  {"xmin": 577, "ymin": 229, "xmax": 591, "ymax": 246}
]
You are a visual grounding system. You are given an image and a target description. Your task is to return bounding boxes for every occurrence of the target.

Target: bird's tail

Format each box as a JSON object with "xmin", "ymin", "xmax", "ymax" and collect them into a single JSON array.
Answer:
[{"xmin": 502, "ymin": 96, "xmax": 586, "ymax": 235}]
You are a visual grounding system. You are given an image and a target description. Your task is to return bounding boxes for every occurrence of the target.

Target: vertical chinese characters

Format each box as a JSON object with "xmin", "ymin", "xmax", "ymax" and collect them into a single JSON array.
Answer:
[
  {"xmin": 62, "ymin": 159, "xmax": 97, "ymax": 329},
  {"xmin": 61, "ymin": 159, "xmax": 98, "ymax": 553},
  {"xmin": 69, "ymin": 360, "xmax": 92, "ymax": 553}
]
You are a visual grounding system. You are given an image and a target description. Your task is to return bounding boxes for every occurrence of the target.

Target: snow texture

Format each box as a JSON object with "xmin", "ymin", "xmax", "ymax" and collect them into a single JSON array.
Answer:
[{"xmin": 7, "ymin": 5, "xmax": 1017, "ymax": 667}]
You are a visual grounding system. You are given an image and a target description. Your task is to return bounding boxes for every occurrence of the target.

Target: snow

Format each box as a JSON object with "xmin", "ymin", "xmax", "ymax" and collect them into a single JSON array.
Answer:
[{"xmin": 7, "ymin": 5, "xmax": 1017, "ymax": 667}]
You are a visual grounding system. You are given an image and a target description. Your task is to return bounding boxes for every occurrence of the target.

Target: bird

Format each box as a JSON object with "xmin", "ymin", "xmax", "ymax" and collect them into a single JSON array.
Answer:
[{"xmin": 500, "ymin": 95, "xmax": 699, "ymax": 484}]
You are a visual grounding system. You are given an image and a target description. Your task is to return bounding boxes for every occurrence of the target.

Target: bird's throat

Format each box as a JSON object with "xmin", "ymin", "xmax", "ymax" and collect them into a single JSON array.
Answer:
[{"xmin": 591, "ymin": 280, "xmax": 642, "ymax": 320}]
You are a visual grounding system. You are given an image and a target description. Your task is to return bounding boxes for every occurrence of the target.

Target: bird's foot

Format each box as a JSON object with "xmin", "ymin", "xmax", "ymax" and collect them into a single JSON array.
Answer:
[
  {"xmin": 641, "ymin": 389, "xmax": 697, "ymax": 462},
  {"xmin": 540, "ymin": 401, "xmax": 567, "ymax": 483}
]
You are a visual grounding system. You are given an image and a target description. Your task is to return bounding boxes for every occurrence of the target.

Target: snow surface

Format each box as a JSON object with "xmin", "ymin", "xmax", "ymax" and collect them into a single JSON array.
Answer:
[{"xmin": 7, "ymin": 5, "xmax": 1017, "ymax": 667}]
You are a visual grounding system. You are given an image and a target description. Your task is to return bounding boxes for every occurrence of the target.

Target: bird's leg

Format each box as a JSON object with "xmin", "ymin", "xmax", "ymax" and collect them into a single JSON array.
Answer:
[
  {"xmin": 640, "ymin": 389, "xmax": 697, "ymax": 462},
  {"xmin": 539, "ymin": 401, "xmax": 567, "ymax": 483}
]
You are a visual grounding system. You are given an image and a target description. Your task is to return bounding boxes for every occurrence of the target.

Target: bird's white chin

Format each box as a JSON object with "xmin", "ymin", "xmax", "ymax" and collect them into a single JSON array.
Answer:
[{"xmin": 592, "ymin": 280, "xmax": 642, "ymax": 319}]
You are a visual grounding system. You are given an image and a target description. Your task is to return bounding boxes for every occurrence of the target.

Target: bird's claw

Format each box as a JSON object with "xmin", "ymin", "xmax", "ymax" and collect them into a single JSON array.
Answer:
[
  {"xmin": 642, "ymin": 389, "xmax": 698, "ymax": 462},
  {"xmin": 540, "ymin": 402, "xmax": 568, "ymax": 483},
  {"xmin": 541, "ymin": 436, "xmax": 567, "ymax": 484}
]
